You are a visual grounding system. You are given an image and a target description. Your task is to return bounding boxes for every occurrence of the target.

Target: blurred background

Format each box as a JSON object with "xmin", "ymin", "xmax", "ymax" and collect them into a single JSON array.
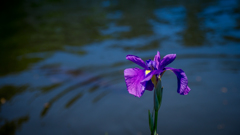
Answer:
[{"xmin": 0, "ymin": 0, "xmax": 240, "ymax": 134}]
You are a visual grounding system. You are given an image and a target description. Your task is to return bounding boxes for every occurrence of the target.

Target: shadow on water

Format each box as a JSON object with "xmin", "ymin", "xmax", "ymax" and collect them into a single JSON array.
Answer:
[
  {"xmin": 0, "ymin": 85, "xmax": 28, "ymax": 108},
  {"xmin": 65, "ymin": 92, "xmax": 84, "ymax": 108},
  {"xmin": 40, "ymin": 69, "xmax": 122, "ymax": 117},
  {"xmin": 0, "ymin": 116, "xmax": 29, "ymax": 135},
  {"xmin": 40, "ymin": 75, "xmax": 101, "ymax": 117},
  {"xmin": 92, "ymin": 91, "xmax": 109, "ymax": 103},
  {"xmin": 41, "ymin": 83, "xmax": 63, "ymax": 93}
]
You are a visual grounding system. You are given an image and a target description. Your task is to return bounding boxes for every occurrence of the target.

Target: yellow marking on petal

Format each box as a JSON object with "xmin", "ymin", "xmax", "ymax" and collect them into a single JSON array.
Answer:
[
  {"xmin": 145, "ymin": 70, "xmax": 151, "ymax": 75},
  {"xmin": 145, "ymin": 70, "xmax": 158, "ymax": 87}
]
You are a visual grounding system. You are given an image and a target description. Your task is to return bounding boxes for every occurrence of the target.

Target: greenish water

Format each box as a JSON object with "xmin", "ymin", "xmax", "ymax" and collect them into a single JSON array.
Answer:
[{"xmin": 1, "ymin": 0, "xmax": 240, "ymax": 134}]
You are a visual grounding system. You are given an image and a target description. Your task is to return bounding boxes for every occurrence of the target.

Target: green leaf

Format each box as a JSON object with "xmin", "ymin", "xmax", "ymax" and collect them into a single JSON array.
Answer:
[
  {"xmin": 156, "ymin": 80, "xmax": 163, "ymax": 107},
  {"xmin": 154, "ymin": 88, "xmax": 159, "ymax": 110},
  {"xmin": 148, "ymin": 110, "xmax": 154, "ymax": 133}
]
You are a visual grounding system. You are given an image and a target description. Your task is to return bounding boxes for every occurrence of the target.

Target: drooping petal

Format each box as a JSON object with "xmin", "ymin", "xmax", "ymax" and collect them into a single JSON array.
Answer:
[
  {"xmin": 141, "ymin": 69, "xmax": 163, "ymax": 83},
  {"xmin": 164, "ymin": 67, "xmax": 190, "ymax": 95},
  {"xmin": 140, "ymin": 69, "xmax": 155, "ymax": 91},
  {"xmin": 159, "ymin": 54, "xmax": 176, "ymax": 69},
  {"xmin": 143, "ymin": 70, "xmax": 157, "ymax": 88},
  {"xmin": 124, "ymin": 68, "xmax": 146, "ymax": 97},
  {"xmin": 145, "ymin": 80, "xmax": 154, "ymax": 91},
  {"xmin": 126, "ymin": 55, "xmax": 148, "ymax": 69},
  {"xmin": 183, "ymin": 86, "xmax": 191, "ymax": 95},
  {"xmin": 154, "ymin": 51, "xmax": 161, "ymax": 69}
]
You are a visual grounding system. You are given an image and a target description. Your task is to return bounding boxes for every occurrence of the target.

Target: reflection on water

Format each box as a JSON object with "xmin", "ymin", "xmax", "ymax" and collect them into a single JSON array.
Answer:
[
  {"xmin": 0, "ymin": 0, "xmax": 240, "ymax": 134},
  {"xmin": 183, "ymin": 2, "xmax": 205, "ymax": 46}
]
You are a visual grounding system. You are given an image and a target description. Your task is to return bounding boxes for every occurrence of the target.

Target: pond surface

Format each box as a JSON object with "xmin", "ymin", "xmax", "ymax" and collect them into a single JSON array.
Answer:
[{"xmin": 1, "ymin": 0, "xmax": 240, "ymax": 134}]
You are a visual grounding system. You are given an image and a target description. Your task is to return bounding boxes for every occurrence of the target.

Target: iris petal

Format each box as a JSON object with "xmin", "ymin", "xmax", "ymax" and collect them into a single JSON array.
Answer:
[
  {"xmin": 164, "ymin": 67, "xmax": 190, "ymax": 95},
  {"xmin": 126, "ymin": 55, "xmax": 148, "ymax": 69},
  {"xmin": 145, "ymin": 80, "xmax": 154, "ymax": 91},
  {"xmin": 144, "ymin": 70, "xmax": 154, "ymax": 91},
  {"xmin": 183, "ymin": 86, "xmax": 191, "ymax": 95},
  {"xmin": 154, "ymin": 51, "xmax": 161, "ymax": 69},
  {"xmin": 124, "ymin": 68, "xmax": 146, "ymax": 97},
  {"xmin": 159, "ymin": 54, "xmax": 176, "ymax": 69},
  {"xmin": 141, "ymin": 69, "xmax": 163, "ymax": 83}
]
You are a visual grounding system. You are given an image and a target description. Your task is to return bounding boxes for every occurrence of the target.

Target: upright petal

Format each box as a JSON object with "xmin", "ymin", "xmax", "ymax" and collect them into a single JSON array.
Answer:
[
  {"xmin": 126, "ymin": 55, "xmax": 148, "ymax": 69},
  {"xmin": 154, "ymin": 51, "xmax": 161, "ymax": 69},
  {"xmin": 124, "ymin": 68, "xmax": 146, "ymax": 97},
  {"xmin": 164, "ymin": 67, "xmax": 190, "ymax": 95},
  {"xmin": 159, "ymin": 54, "xmax": 176, "ymax": 69},
  {"xmin": 146, "ymin": 59, "xmax": 156, "ymax": 69}
]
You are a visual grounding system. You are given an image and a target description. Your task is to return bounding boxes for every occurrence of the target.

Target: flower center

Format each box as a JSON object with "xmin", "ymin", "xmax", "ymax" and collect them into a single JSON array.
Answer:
[{"xmin": 145, "ymin": 70, "xmax": 157, "ymax": 87}]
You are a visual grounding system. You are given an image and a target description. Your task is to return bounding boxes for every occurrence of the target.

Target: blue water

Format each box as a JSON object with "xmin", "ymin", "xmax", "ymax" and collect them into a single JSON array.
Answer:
[{"xmin": 0, "ymin": 0, "xmax": 240, "ymax": 134}]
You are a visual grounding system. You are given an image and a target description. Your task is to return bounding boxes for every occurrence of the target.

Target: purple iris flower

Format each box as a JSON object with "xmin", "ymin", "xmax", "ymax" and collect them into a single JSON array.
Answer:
[{"xmin": 124, "ymin": 51, "xmax": 191, "ymax": 97}]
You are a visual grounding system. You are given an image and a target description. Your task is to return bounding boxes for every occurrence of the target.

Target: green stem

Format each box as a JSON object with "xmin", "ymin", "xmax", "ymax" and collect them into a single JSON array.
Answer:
[
  {"xmin": 154, "ymin": 110, "xmax": 158, "ymax": 135},
  {"xmin": 151, "ymin": 79, "xmax": 163, "ymax": 135}
]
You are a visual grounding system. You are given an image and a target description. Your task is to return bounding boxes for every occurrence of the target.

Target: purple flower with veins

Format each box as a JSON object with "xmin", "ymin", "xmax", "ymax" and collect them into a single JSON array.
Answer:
[{"xmin": 124, "ymin": 51, "xmax": 191, "ymax": 97}]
